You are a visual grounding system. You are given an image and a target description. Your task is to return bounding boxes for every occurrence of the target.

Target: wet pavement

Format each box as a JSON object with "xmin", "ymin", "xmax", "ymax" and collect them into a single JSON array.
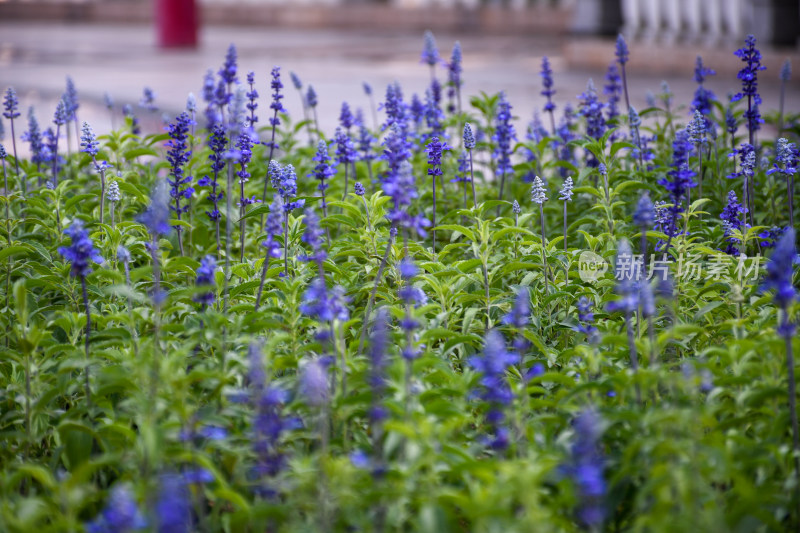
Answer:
[{"xmin": 0, "ymin": 22, "xmax": 797, "ymax": 144}]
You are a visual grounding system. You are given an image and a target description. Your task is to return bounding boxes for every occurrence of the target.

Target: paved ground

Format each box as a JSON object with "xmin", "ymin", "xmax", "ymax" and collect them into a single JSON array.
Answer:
[{"xmin": 0, "ymin": 22, "xmax": 797, "ymax": 149}]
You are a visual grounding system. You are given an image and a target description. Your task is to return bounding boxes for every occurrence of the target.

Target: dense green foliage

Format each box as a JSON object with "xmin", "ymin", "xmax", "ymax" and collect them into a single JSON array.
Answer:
[{"xmin": 0, "ymin": 38, "xmax": 799, "ymax": 532}]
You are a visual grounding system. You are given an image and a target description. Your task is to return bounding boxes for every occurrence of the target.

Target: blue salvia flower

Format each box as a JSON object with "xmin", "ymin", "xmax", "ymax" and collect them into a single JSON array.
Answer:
[
  {"xmin": 540, "ymin": 56, "xmax": 557, "ymax": 116},
  {"xmin": 398, "ymin": 256, "xmax": 425, "ymax": 362},
  {"xmin": 58, "ymin": 219, "xmax": 104, "ymax": 278},
  {"xmin": 300, "ymin": 357, "xmax": 331, "ymax": 407},
  {"xmin": 633, "ymin": 192, "xmax": 655, "ymax": 229},
  {"xmin": 382, "ymin": 122, "xmax": 413, "ymax": 182},
  {"xmin": 289, "ymin": 71, "xmax": 303, "ymax": 92},
  {"xmin": 760, "ymin": 226, "xmax": 787, "ymax": 249},
  {"xmin": 186, "ymin": 93, "xmax": 196, "ymax": 115},
  {"xmin": 657, "ymin": 128, "xmax": 696, "ymax": 245},
  {"xmin": 628, "ymin": 106, "xmax": 652, "ymax": 164},
  {"xmin": 423, "ymin": 85, "xmax": 445, "ymax": 138},
  {"xmin": 688, "ymin": 109, "xmax": 707, "ymax": 146},
  {"xmin": 85, "ymin": 484, "xmax": 146, "ymax": 533},
  {"xmin": 574, "ymin": 296, "xmax": 599, "ymax": 342},
  {"xmin": 558, "ymin": 176, "xmax": 574, "ymax": 202},
  {"xmin": 692, "ymin": 56, "xmax": 716, "ymax": 128},
  {"xmin": 363, "ymin": 82, "xmax": 372, "ymax": 96},
  {"xmin": 201, "ymin": 69, "xmax": 219, "ymax": 125},
  {"xmin": 567, "ymin": 409, "xmax": 606, "ymax": 529},
  {"xmin": 381, "ymin": 81, "xmax": 408, "ymax": 134},
  {"xmin": 368, "ymin": 307, "xmax": 390, "ymax": 423},
  {"xmin": 106, "ymin": 179, "xmax": 121, "ymax": 205},
  {"xmin": 409, "ymin": 93, "xmax": 424, "ymax": 132},
  {"xmin": 25, "ymin": 108, "xmax": 46, "ymax": 167},
  {"xmin": 139, "ymin": 87, "xmax": 157, "ymax": 113},
  {"xmin": 356, "ymin": 121, "xmax": 375, "ymax": 162},
  {"xmin": 420, "ymin": 30, "xmax": 440, "ymax": 68},
  {"xmin": 245, "ymin": 71, "xmax": 258, "ymax": 128},
  {"xmin": 3, "ymin": 88, "xmax": 20, "ymax": 120},
  {"xmin": 269, "ymin": 66, "xmax": 285, "ymax": 128},
  {"xmin": 354, "ymin": 182, "xmax": 365, "ymax": 196},
  {"xmin": 463, "ymin": 122, "xmax": 475, "ymax": 151},
  {"xmin": 502, "ymin": 286, "xmax": 530, "ymax": 329},
  {"xmin": 339, "ymin": 102, "xmax": 354, "ymax": 130},
  {"xmin": 603, "ymin": 62, "xmax": 622, "ymax": 123},
  {"xmin": 531, "ymin": 176, "xmax": 547, "ymax": 205},
  {"xmin": 300, "ymin": 277, "xmax": 349, "ymax": 324},
  {"xmin": 781, "ymin": 59, "xmax": 792, "ymax": 82},
  {"xmin": 235, "ymin": 132, "xmax": 259, "ymax": 206},
  {"xmin": 305, "ymin": 85, "xmax": 317, "ymax": 109},
  {"xmin": 447, "ymin": 41, "xmax": 462, "ymax": 113},
  {"xmin": 219, "ymin": 43, "xmax": 238, "ymax": 86},
  {"xmin": 155, "ymin": 474, "xmax": 192, "ymax": 533},
  {"xmin": 557, "ymin": 104, "xmax": 577, "ymax": 176},
  {"xmin": 727, "ymin": 142, "xmax": 755, "ymax": 181},
  {"xmin": 80, "ymin": 121, "xmax": 99, "ymax": 156},
  {"xmin": 137, "ymin": 179, "xmax": 172, "ymax": 238},
  {"xmin": 468, "ymin": 330, "xmax": 519, "ymax": 451},
  {"xmin": 300, "ymin": 207, "xmax": 327, "ymax": 264},
  {"xmin": 607, "ymin": 239, "xmax": 639, "ymax": 313},
  {"xmin": 768, "ymin": 137, "xmax": 799, "ymax": 177},
  {"xmin": 54, "ymin": 97, "xmax": 69, "ymax": 127},
  {"xmin": 262, "ymin": 194, "xmax": 284, "ymax": 259},
  {"xmin": 334, "ymin": 126, "xmax": 357, "ymax": 166},
  {"xmin": 197, "ymin": 123, "xmax": 226, "ymax": 222},
  {"xmin": 578, "ymin": 79, "xmax": 606, "ymax": 143},
  {"xmin": 0, "ymin": 118, "xmax": 4, "ymax": 141},
  {"xmin": 64, "ymin": 76, "xmax": 79, "ymax": 123},
  {"xmin": 274, "ymin": 163, "xmax": 305, "ymax": 212},
  {"xmin": 226, "ymin": 85, "xmax": 247, "ymax": 138},
  {"xmin": 732, "ymin": 35, "xmax": 765, "ymax": 141},
  {"xmin": 615, "ymin": 34, "xmax": 628, "ymax": 64},
  {"xmin": 512, "ymin": 200, "xmax": 521, "ymax": 215},
  {"xmin": 493, "ymin": 92, "xmax": 516, "ymax": 185},
  {"xmin": 311, "ymin": 139, "xmax": 336, "ymax": 216},
  {"xmin": 720, "ymin": 190, "xmax": 747, "ymax": 256},
  {"xmin": 383, "ymin": 159, "xmax": 429, "ymax": 237},
  {"xmin": 725, "ymin": 106, "xmax": 737, "ymax": 139},
  {"xmin": 193, "ymin": 255, "xmax": 217, "ymax": 306},
  {"xmin": 165, "ymin": 113, "xmax": 194, "ymax": 251},
  {"xmin": 763, "ymin": 228, "xmax": 798, "ymax": 314}
]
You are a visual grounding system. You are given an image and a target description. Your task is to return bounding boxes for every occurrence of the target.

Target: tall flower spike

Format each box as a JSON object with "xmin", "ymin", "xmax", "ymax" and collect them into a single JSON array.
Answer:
[
  {"xmin": 568, "ymin": 409, "xmax": 606, "ymax": 528},
  {"xmin": 512, "ymin": 200, "xmax": 521, "ymax": 215},
  {"xmin": 80, "ymin": 121, "xmax": 99, "ymax": 156},
  {"xmin": 193, "ymin": 255, "xmax": 217, "ymax": 307},
  {"xmin": 137, "ymin": 179, "xmax": 172, "ymax": 238},
  {"xmin": 262, "ymin": 194, "xmax": 285, "ymax": 259},
  {"xmin": 468, "ymin": 330, "xmax": 519, "ymax": 450},
  {"xmin": 447, "ymin": 41, "xmax": 463, "ymax": 113},
  {"xmin": 269, "ymin": 66, "xmax": 285, "ymax": 127},
  {"xmin": 301, "ymin": 207, "xmax": 327, "ymax": 264},
  {"xmin": 540, "ymin": 56, "xmax": 557, "ymax": 115},
  {"xmin": 763, "ymin": 228, "xmax": 798, "ymax": 312},
  {"xmin": 558, "ymin": 176, "xmax": 573, "ymax": 202},
  {"xmin": 531, "ymin": 176, "xmax": 547, "ymax": 204},
  {"xmin": 463, "ymin": 122, "xmax": 475, "ymax": 150},
  {"xmin": 720, "ymin": 190, "xmax": 746, "ymax": 256},
  {"xmin": 574, "ymin": 296, "xmax": 599, "ymax": 342},
  {"xmin": 607, "ymin": 239, "xmax": 639, "ymax": 314},
  {"xmin": 58, "ymin": 219, "xmax": 104, "ymax": 278},
  {"xmin": 106, "ymin": 180, "xmax": 121, "ymax": 203},
  {"xmin": 493, "ymin": 93, "xmax": 516, "ymax": 192},
  {"xmin": 139, "ymin": 87, "xmax": 157, "ymax": 113},
  {"xmin": 420, "ymin": 30, "xmax": 440, "ymax": 68},
  {"xmin": 615, "ymin": 34, "xmax": 628, "ymax": 64},
  {"xmin": 156, "ymin": 474, "xmax": 192, "ymax": 533},
  {"xmin": 300, "ymin": 358, "xmax": 331, "ymax": 407},
  {"xmin": 84, "ymin": 484, "xmax": 146, "ymax": 533},
  {"xmin": 219, "ymin": 43, "xmax": 238, "ymax": 86},
  {"xmin": 306, "ymin": 85, "xmax": 318, "ymax": 109},
  {"xmin": 732, "ymin": 35, "xmax": 765, "ymax": 142},
  {"xmin": 633, "ymin": 192, "xmax": 654, "ymax": 229},
  {"xmin": 339, "ymin": 102, "xmax": 354, "ymax": 130},
  {"xmin": 245, "ymin": 71, "xmax": 258, "ymax": 127},
  {"xmin": 502, "ymin": 286, "xmax": 530, "ymax": 329},
  {"xmin": 3, "ymin": 88, "xmax": 20, "ymax": 119}
]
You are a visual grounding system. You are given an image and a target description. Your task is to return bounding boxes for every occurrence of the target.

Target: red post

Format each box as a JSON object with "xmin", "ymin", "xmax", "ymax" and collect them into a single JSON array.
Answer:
[{"xmin": 156, "ymin": 0, "xmax": 199, "ymax": 48}]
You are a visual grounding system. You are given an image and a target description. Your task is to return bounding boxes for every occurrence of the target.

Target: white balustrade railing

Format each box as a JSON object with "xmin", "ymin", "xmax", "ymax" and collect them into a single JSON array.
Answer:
[{"xmin": 622, "ymin": 0, "xmax": 748, "ymax": 46}]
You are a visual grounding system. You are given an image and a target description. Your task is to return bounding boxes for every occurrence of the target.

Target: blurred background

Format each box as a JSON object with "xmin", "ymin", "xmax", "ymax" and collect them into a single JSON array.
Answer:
[{"xmin": 0, "ymin": 0, "xmax": 798, "ymax": 138}]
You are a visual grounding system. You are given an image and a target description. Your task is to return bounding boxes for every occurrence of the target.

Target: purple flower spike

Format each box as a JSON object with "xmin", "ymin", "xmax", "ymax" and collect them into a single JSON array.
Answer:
[
  {"xmin": 3, "ymin": 88, "xmax": 20, "ymax": 120},
  {"xmin": 193, "ymin": 255, "xmax": 217, "ymax": 307},
  {"xmin": 58, "ymin": 219, "xmax": 104, "ymax": 279}
]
